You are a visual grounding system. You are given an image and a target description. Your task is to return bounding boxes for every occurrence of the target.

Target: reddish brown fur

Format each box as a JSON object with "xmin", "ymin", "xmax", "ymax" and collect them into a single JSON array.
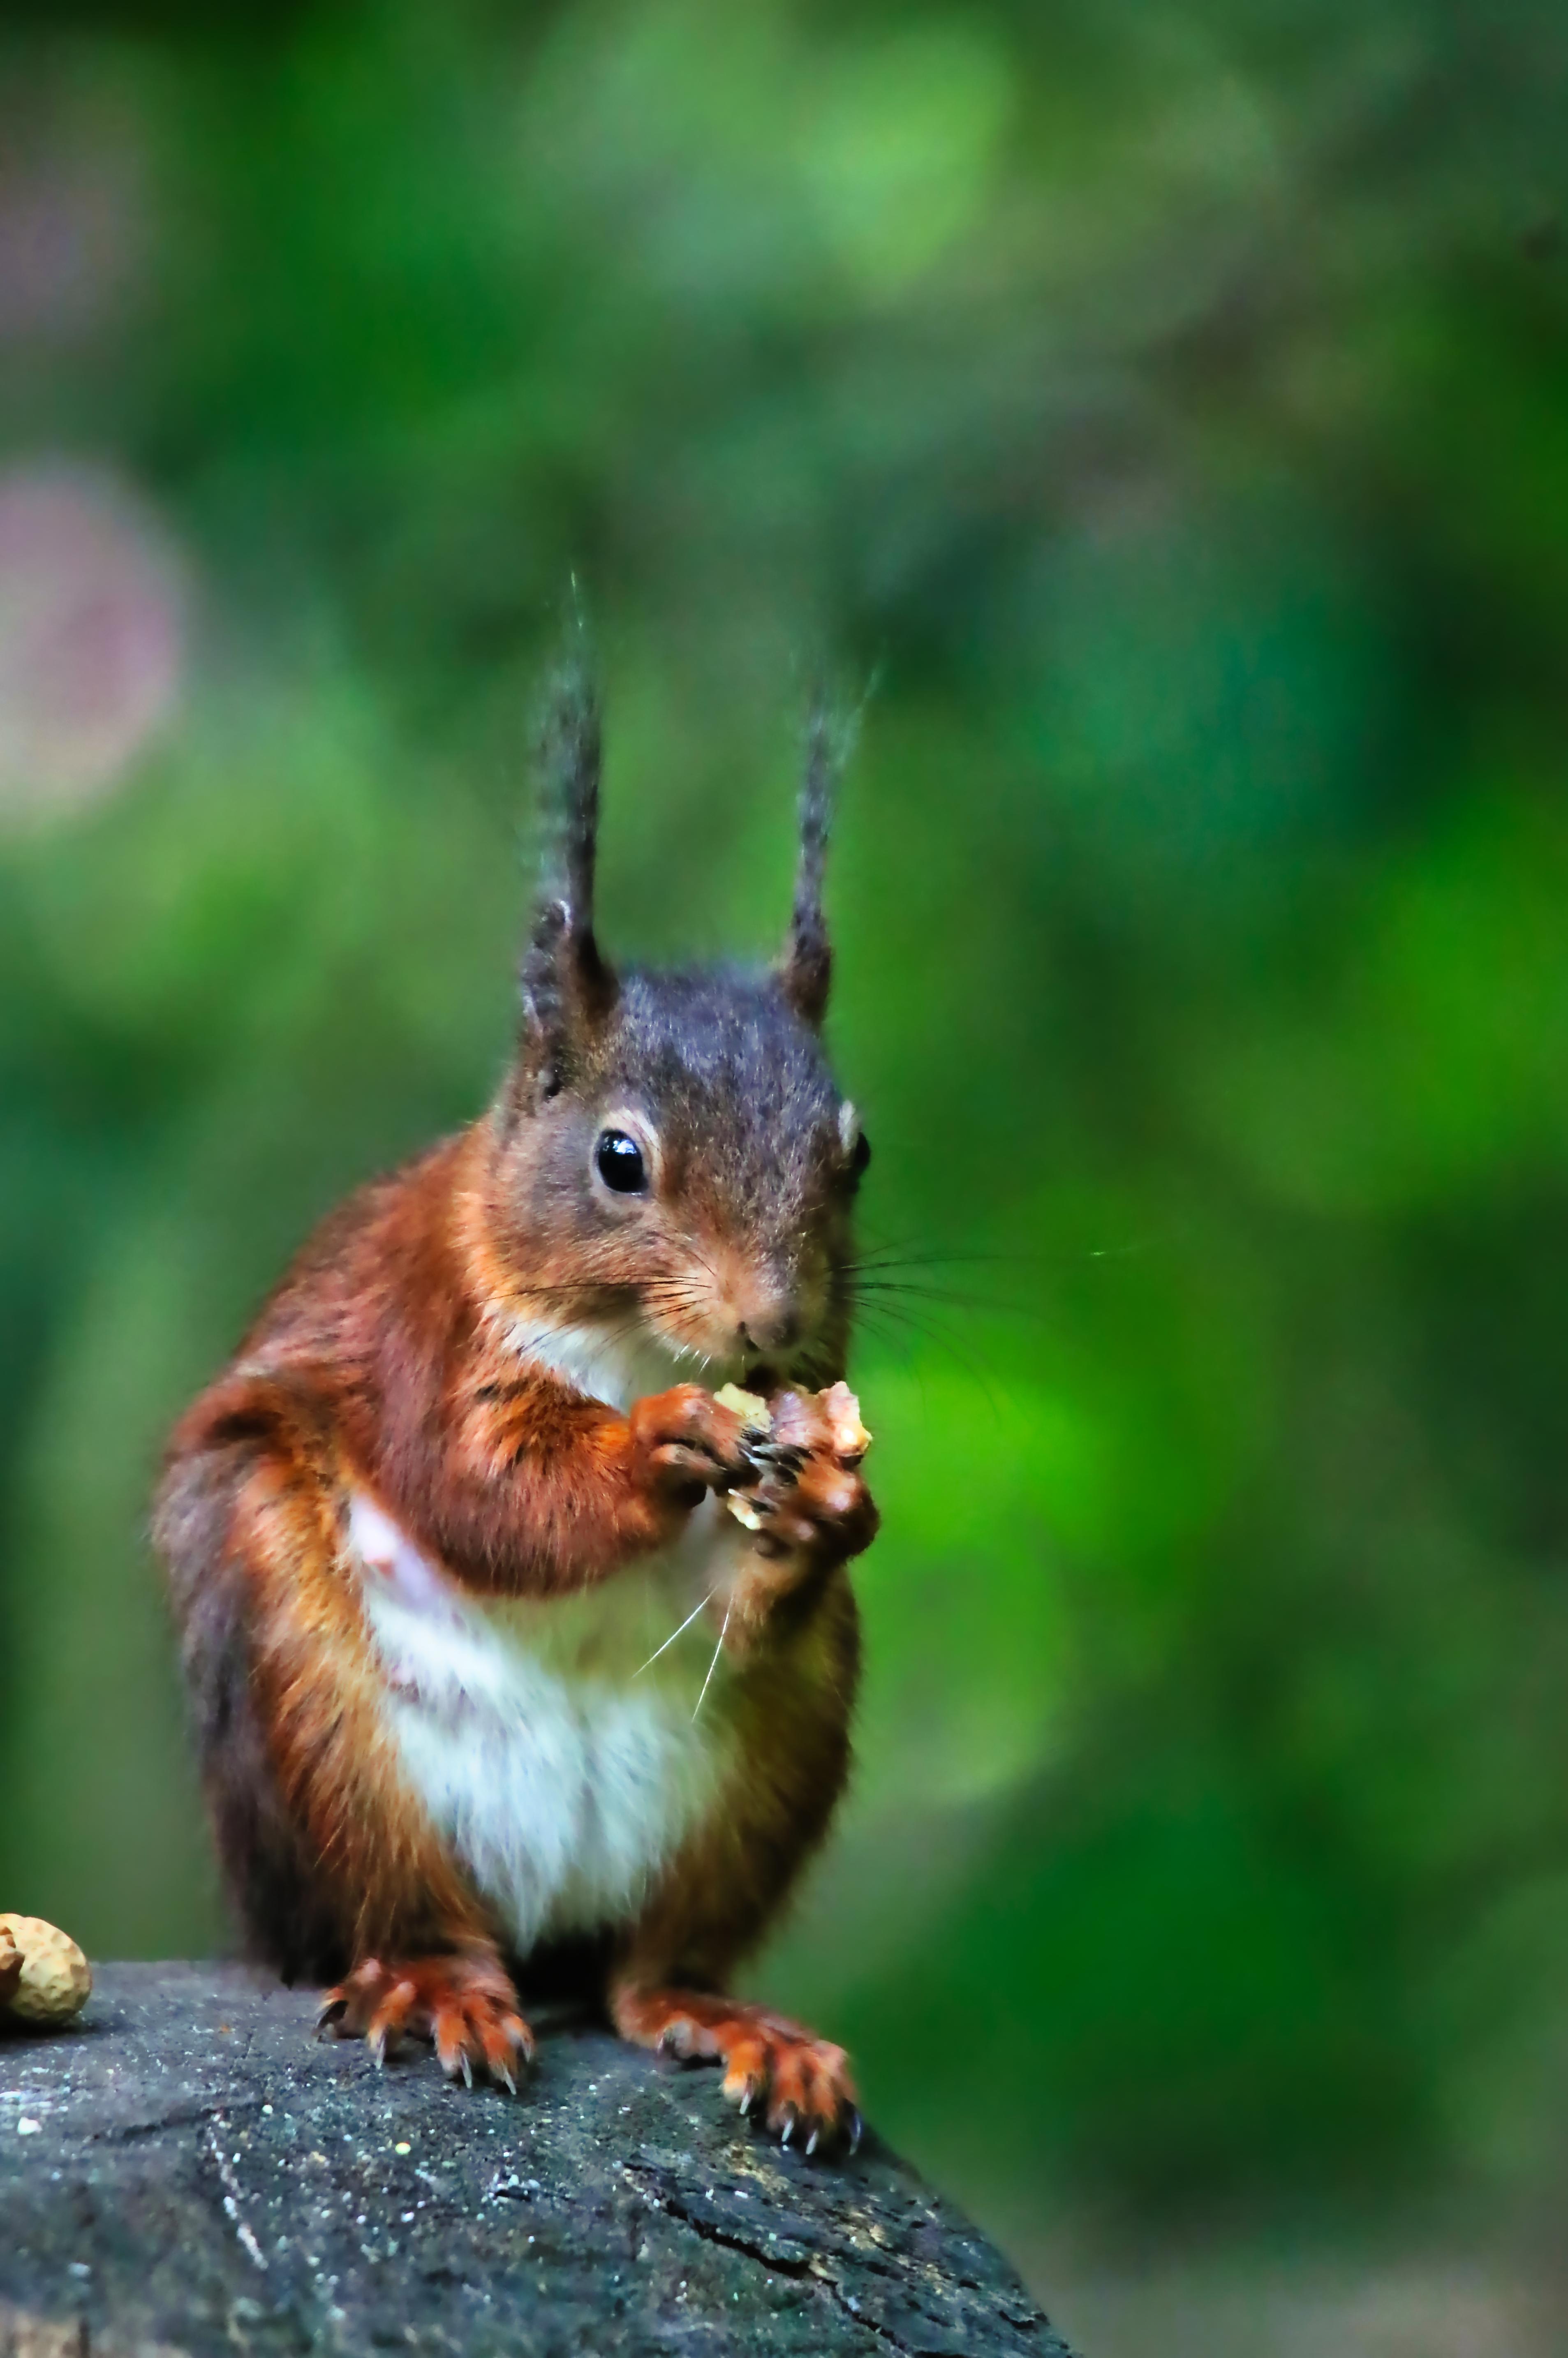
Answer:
[
  {"xmin": 157, "ymin": 1103, "xmax": 872, "ymax": 2136},
  {"xmin": 208, "ymin": 1132, "xmax": 746, "ymax": 1599},
  {"xmin": 157, "ymin": 679, "xmax": 874, "ymax": 2140}
]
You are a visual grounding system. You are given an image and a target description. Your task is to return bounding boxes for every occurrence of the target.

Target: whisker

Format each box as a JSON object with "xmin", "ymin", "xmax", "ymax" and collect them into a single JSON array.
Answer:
[
  {"xmin": 634, "ymin": 1589, "xmax": 716, "ymax": 1676},
  {"xmin": 851, "ymin": 1295, "xmax": 1008, "ymax": 1424},
  {"xmin": 849, "ymin": 1247, "xmax": 1026, "ymax": 1271},
  {"xmin": 692, "ymin": 1595, "xmax": 733, "ymax": 1721},
  {"xmin": 851, "ymin": 1277, "xmax": 1044, "ymax": 1320},
  {"xmin": 849, "ymin": 1234, "xmax": 1162, "ymax": 1274}
]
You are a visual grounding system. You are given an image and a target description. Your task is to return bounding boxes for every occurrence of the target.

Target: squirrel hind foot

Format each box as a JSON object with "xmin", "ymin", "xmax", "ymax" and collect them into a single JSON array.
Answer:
[
  {"xmin": 317, "ymin": 1952, "xmax": 534, "ymax": 2092},
  {"xmin": 613, "ymin": 1985, "xmax": 859, "ymax": 2155}
]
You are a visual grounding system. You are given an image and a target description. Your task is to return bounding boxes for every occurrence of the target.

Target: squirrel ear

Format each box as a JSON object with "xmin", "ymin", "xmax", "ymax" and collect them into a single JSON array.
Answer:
[
  {"xmin": 518, "ymin": 646, "xmax": 617, "ymax": 1089},
  {"xmin": 778, "ymin": 691, "xmax": 851, "ymax": 1029}
]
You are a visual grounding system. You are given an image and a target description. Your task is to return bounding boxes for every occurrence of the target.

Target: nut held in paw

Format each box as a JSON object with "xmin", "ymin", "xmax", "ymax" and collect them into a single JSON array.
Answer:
[
  {"xmin": 712, "ymin": 1383, "xmax": 771, "ymax": 1434},
  {"xmin": 819, "ymin": 1380, "xmax": 871, "ymax": 1466},
  {"xmin": 0, "ymin": 1914, "xmax": 93, "ymax": 2028},
  {"xmin": 719, "ymin": 1380, "xmax": 873, "ymax": 1530},
  {"xmin": 715, "ymin": 1385, "xmax": 771, "ymax": 1527}
]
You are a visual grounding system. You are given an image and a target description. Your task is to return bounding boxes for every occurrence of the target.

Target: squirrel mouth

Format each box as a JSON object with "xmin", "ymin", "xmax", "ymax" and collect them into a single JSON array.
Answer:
[{"xmin": 740, "ymin": 1361, "xmax": 778, "ymax": 1394}]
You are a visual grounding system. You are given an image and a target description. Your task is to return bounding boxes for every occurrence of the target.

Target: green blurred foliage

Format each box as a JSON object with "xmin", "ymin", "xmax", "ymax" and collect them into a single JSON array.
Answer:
[{"xmin": 3, "ymin": 0, "xmax": 1568, "ymax": 2289}]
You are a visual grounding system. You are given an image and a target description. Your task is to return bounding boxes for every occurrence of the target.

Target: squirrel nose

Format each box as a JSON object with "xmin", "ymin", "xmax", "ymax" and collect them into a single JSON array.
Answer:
[{"xmin": 738, "ymin": 1306, "xmax": 801, "ymax": 1357}]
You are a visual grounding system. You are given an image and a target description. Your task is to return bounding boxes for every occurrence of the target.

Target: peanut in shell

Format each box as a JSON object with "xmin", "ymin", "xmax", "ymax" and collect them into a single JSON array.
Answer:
[{"xmin": 0, "ymin": 1914, "xmax": 92, "ymax": 2028}]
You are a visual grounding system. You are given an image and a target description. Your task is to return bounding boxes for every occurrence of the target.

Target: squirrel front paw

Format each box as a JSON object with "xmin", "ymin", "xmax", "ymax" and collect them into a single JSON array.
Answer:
[
  {"xmin": 722, "ymin": 1382, "xmax": 878, "ymax": 1624},
  {"xmin": 739, "ymin": 1447, "xmax": 878, "ymax": 1567},
  {"xmin": 628, "ymin": 1383, "xmax": 759, "ymax": 1506}
]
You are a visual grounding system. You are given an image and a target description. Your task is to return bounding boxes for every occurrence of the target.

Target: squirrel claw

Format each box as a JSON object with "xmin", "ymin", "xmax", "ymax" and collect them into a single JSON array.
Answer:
[
  {"xmin": 754, "ymin": 1440, "xmax": 809, "ymax": 1477},
  {"xmin": 320, "ymin": 1954, "xmax": 533, "ymax": 2094},
  {"xmin": 616, "ymin": 1989, "xmax": 858, "ymax": 2159}
]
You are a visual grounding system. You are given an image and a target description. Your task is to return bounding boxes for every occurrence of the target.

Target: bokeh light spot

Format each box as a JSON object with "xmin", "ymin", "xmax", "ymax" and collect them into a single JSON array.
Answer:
[{"xmin": 0, "ymin": 465, "xmax": 186, "ymax": 827}]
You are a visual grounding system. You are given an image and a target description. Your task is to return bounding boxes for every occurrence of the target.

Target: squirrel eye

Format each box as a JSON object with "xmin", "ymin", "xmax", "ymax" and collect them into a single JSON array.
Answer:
[
  {"xmin": 594, "ymin": 1128, "xmax": 648, "ymax": 1195},
  {"xmin": 851, "ymin": 1129, "xmax": 872, "ymax": 1177}
]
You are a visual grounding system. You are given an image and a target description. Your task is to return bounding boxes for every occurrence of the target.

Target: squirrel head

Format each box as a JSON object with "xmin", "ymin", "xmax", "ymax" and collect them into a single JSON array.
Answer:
[{"xmin": 480, "ymin": 660, "xmax": 868, "ymax": 1389}]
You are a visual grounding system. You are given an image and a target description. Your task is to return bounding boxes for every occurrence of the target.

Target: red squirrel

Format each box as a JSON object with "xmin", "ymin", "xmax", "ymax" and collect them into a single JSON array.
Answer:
[{"xmin": 155, "ymin": 662, "xmax": 878, "ymax": 2154}]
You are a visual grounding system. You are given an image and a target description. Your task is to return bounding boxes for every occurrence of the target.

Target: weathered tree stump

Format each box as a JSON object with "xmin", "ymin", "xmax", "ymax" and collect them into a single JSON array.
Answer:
[{"xmin": 1, "ymin": 1966, "xmax": 1075, "ymax": 2357}]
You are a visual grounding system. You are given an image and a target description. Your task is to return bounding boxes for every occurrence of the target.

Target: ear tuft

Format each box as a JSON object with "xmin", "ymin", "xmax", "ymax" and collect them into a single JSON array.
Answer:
[
  {"xmin": 779, "ymin": 689, "xmax": 858, "ymax": 1028},
  {"xmin": 518, "ymin": 632, "xmax": 617, "ymax": 1084}
]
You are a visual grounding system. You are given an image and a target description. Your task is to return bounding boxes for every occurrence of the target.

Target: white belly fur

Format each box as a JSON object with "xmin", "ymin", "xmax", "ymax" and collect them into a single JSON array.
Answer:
[{"xmin": 349, "ymin": 1318, "xmax": 751, "ymax": 1956}]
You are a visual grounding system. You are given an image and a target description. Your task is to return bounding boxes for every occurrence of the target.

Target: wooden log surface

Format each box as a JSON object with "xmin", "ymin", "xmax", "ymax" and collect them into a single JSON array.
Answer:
[{"xmin": 0, "ymin": 1965, "xmax": 1076, "ymax": 2358}]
